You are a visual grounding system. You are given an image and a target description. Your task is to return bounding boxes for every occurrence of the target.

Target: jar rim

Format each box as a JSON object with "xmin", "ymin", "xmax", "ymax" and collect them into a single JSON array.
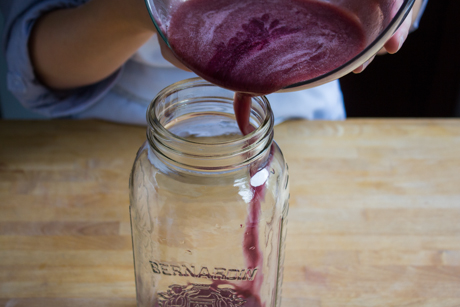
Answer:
[{"xmin": 147, "ymin": 78, "xmax": 272, "ymax": 145}]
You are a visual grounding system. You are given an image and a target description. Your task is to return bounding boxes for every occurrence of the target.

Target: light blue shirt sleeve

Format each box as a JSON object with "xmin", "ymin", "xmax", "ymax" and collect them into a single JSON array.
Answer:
[
  {"xmin": 0, "ymin": 0, "xmax": 122, "ymax": 118},
  {"xmin": 411, "ymin": 0, "xmax": 429, "ymax": 31}
]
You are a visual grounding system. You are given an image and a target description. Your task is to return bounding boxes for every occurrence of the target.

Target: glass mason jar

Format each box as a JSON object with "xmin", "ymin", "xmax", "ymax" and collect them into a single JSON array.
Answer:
[{"xmin": 129, "ymin": 78, "xmax": 290, "ymax": 307}]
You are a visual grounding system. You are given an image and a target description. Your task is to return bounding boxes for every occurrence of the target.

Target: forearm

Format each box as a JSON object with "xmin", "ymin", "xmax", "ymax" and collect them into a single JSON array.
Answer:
[{"xmin": 29, "ymin": 0, "xmax": 155, "ymax": 90}]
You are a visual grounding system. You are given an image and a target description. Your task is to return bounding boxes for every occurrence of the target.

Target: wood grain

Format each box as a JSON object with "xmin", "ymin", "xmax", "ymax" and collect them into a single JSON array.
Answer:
[{"xmin": 1, "ymin": 119, "xmax": 460, "ymax": 307}]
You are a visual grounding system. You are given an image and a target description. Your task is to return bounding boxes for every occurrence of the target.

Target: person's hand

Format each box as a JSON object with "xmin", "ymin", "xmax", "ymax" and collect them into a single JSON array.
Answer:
[{"xmin": 353, "ymin": 0, "xmax": 422, "ymax": 73}]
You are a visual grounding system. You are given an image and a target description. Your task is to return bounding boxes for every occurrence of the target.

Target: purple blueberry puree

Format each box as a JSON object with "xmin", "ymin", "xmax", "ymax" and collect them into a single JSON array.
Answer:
[
  {"xmin": 155, "ymin": 0, "xmax": 367, "ymax": 305},
  {"xmin": 168, "ymin": 0, "xmax": 366, "ymax": 95}
]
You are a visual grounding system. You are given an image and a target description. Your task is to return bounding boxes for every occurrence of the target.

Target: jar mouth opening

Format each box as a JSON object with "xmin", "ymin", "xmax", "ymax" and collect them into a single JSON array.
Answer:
[
  {"xmin": 146, "ymin": 78, "xmax": 274, "ymax": 171},
  {"xmin": 147, "ymin": 78, "xmax": 272, "ymax": 147}
]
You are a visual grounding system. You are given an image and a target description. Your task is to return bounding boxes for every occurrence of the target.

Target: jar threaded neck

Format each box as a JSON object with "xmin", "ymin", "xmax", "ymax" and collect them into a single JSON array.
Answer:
[{"xmin": 146, "ymin": 78, "xmax": 274, "ymax": 171}]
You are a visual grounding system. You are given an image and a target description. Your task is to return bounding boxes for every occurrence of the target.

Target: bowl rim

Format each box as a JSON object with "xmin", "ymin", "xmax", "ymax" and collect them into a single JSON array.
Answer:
[
  {"xmin": 145, "ymin": 0, "xmax": 417, "ymax": 92},
  {"xmin": 284, "ymin": 0, "xmax": 417, "ymax": 90}
]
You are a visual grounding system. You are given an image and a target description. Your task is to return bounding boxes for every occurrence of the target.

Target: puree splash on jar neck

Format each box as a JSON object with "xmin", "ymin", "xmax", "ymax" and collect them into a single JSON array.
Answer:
[{"xmin": 167, "ymin": 0, "xmax": 366, "ymax": 133}]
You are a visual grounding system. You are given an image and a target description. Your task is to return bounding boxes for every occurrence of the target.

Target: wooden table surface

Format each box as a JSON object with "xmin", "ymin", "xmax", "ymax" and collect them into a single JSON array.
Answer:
[{"xmin": 1, "ymin": 119, "xmax": 460, "ymax": 307}]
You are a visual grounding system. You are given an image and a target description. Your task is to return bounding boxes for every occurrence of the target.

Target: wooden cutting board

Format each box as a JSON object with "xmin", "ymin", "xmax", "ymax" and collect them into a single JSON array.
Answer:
[{"xmin": 1, "ymin": 119, "xmax": 459, "ymax": 307}]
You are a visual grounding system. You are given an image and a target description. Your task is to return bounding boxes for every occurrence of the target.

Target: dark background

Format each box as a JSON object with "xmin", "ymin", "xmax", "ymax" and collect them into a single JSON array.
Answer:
[{"xmin": 340, "ymin": 0, "xmax": 460, "ymax": 117}]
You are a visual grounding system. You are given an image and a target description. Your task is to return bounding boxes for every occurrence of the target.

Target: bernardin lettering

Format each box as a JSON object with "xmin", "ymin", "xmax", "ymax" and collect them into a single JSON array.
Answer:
[{"xmin": 149, "ymin": 260, "xmax": 258, "ymax": 281}]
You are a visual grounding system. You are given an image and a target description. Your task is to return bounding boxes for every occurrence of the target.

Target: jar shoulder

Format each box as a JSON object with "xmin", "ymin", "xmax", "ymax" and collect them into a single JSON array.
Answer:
[{"xmin": 130, "ymin": 141, "xmax": 289, "ymax": 198}]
